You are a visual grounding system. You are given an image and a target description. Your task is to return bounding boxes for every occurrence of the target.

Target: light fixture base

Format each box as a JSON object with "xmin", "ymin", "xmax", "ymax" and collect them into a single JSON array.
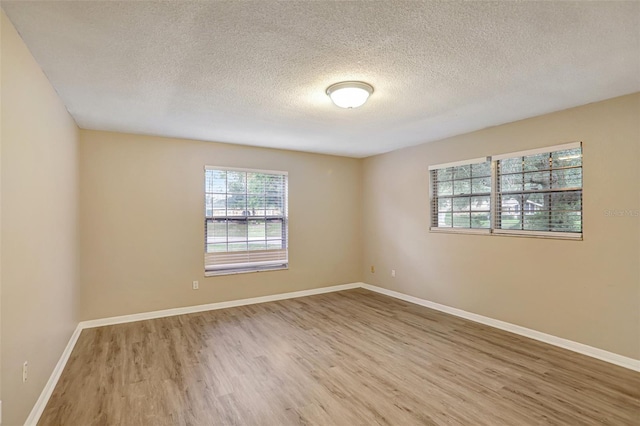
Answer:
[{"xmin": 326, "ymin": 81, "xmax": 374, "ymax": 109}]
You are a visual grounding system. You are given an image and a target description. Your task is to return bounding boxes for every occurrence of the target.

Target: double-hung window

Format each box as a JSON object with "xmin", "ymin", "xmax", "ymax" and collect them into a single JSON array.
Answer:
[
  {"xmin": 494, "ymin": 143, "xmax": 582, "ymax": 237},
  {"xmin": 204, "ymin": 167, "xmax": 288, "ymax": 276},
  {"xmin": 429, "ymin": 142, "xmax": 582, "ymax": 239},
  {"xmin": 430, "ymin": 158, "xmax": 492, "ymax": 232}
]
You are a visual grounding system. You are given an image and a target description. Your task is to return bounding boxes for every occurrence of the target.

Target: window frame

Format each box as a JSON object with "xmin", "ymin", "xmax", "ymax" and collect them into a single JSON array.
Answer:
[
  {"xmin": 429, "ymin": 157, "xmax": 492, "ymax": 234},
  {"xmin": 429, "ymin": 142, "xmax": 583, "ymax": 240},
  {"xmin": 204, "ymin": 166, "xmax": 289, "ymax": 276}
]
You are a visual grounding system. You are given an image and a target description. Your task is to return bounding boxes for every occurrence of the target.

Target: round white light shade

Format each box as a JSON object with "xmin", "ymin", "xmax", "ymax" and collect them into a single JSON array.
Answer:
[{"xmin": 326, "ymin": 81, "xmax": 374, "ymax": 108}]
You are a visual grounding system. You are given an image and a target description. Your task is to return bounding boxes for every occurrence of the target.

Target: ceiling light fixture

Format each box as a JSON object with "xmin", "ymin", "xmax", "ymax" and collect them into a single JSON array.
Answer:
[{"xmin": 326, "ymin": 81, "xmax": 374, "ymax": 109}]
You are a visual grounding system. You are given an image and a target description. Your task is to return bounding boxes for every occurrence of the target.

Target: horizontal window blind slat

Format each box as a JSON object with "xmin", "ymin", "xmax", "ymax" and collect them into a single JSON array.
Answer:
[
  {"xmin": 498, "ymin": 164, "xmax": 582, "ymax": 176},
  {"xmin": 433, "ymin": 192, "xmax": 492, "ymax": 198},
  {"xmin": 497, "ymin": 187, "xmax": 582, "ymax": 195},
  {"xmin": 205, "ymin": 263, "xmax": 288, "ymax": 276},
  {"xmin": 206, "ymin": 259, "xmax": 288, "ymax": 271},
  {"xmin": 205, "ymin": 249, "xmax": 287, "ymax": 266}
]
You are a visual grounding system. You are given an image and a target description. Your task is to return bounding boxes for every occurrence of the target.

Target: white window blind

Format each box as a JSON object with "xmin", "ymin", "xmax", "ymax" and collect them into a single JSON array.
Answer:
[
  {"xmin": 429, "ymin": 157, "xmax": 492, "ymax": 232},
  {"xmin": 205, "ymin": 167, "xmax": 288, "ymax": 275},
  {"xmin": 495, "ymin": 142, "xmax": 582, "ymax": 238},
  {"xmin": 429, "ymin": 142, "xmax": 583, "ymax": 239}
]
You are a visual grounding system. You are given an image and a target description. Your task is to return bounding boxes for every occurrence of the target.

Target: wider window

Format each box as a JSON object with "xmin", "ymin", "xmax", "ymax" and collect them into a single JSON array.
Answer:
[
  {"xmin": 204, "ymin": 167, "xmax": 288, "ymax": 275},
  {"xmin": 429, "ymin": 142, "xmax": 583, "ymax": 239},
  {"xmin": 494, "ymin": 143, "xmax": 582, "ymax": 237}
]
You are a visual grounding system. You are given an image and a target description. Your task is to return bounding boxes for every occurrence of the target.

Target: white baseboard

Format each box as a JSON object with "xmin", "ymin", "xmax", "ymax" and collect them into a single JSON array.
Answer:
[
  {"xmin": 361, "ymin": 283, "xmax": 640, "ymax": 372},
  {"xmin": 25, "ymin": 282, "xmax": 362, "ymax": 425},
  {"xmin": 24, "ymin": 324, "xmax": 83, "ymax": 426},
  {"xmin": 80, "ymin": 282, "xmax": 362, "ymax": 329},
  {"xmin": 25, "ymin": 280, "xmax": 639, "ymax": 425}
]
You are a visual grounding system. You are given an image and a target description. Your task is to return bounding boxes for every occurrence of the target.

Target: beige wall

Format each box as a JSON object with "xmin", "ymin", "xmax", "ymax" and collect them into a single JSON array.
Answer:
[
  {"xmin": 0, "ymin": 10, "xmax": 3, "ymax": 417},
  {"xmin": 79, "ymin": 130, "xmax": 362, "ymax": 320},
  {"xmin": 362, "ymin": 93, "xmax": 640, "ymax": 359},
  {"xmin": 0, "ymin": 6, "xmax": 637, "ymax": 423},
  {"xmin": 1, "ymin": 11, "xmax": 80, "ymax": 426}
]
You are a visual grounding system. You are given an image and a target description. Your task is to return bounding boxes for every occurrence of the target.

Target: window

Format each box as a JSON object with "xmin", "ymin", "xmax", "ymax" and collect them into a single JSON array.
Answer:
[
  {"xmin": 429, "ymin": 142, "xmax": 582, "ymax": 239},
  {"xmin": 494, "ymin": 143, "xmax": 582, "ymax": 237},
  {"xmin": 429, "ymin": 158, "xmax": 492, "ymax": 232},
  {"xmin": 204, "ymin": 167, "xmax": 288, "ymax": 275}
]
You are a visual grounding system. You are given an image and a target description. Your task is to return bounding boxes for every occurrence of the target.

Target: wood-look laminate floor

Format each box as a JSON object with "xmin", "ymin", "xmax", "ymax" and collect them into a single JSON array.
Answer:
[{"xmin": 39, "ymin": 289, "xmax": 639, "ymax": 426}]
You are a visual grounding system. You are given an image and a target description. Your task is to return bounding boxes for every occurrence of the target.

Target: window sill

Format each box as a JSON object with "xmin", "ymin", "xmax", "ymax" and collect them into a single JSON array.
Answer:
[
  {"xmin": 430, "ymin": 227, "xmax": 490, "ymax": 236},
  {"xmin": 429, "ymin": 227, "xmax": 582, "ymax": 240},
  {"xmin": 205, "ymin": 265, "xmax": 288, "ymax": 277},
  {"xmin": 492, "ymin": 230, "xmax": 582, "ymax": 240}
]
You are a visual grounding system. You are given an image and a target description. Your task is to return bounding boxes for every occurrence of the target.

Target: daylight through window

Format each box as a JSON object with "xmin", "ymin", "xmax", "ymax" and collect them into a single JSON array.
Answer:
[
  {"xmin": 205, "ymin": 167, "xmax": 288, "ymax": 275},
  {"xmin": 494, "ymin": 144, "xmax": 582, "ymax": 236},
  {"xmin": 430, "ymin": 157, "xmax": 492, "ymax": 231},
  {"xmin": 429, "ymin": 142, "xmax": 582, "ymax": 239}
]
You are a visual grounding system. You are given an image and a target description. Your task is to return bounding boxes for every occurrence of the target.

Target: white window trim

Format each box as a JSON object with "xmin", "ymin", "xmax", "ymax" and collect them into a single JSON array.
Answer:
[
  {"xmin": 429, "ymin": 142, "xmax": 583, "ymax": 240},
  {"xmin": 204, "ymin": 166, "xmax": 289, "ymax": 276},
  {"xmin": 428, "ymin": 156, "xmax": 489, "ymax": 170},
  {"xmin": 492, "ymin": 141, "xmax": 581, "ymax": 161},
  {"xmin": 429, "ymin": 158, "xmax": 492, "ymax": 233},
  {"xmin": 204, "ymin": 165, "xmax": 288, "ymax": 176},
  {"xmin": 429, "ymin": 227, "xmax": 490, "ymax": 235},
  {"xmin": 205, "ymin": 263, "xmax": 288, "ymax": 277},
  {"xmin": 492, "ymin": 229, "xmax": 582, "ymax": 240}
]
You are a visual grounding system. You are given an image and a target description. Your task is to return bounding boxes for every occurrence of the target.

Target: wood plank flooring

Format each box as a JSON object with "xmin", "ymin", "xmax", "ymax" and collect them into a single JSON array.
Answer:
[{"xmin": 39, "ymin": 289, "xmax": 640, "ymax": 425}]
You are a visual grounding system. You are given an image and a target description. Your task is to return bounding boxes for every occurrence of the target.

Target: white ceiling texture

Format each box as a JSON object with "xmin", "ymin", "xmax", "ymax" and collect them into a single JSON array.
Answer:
[{"xmin": 3, "ymin": 1, "xmax": 639, "ymax": 157}]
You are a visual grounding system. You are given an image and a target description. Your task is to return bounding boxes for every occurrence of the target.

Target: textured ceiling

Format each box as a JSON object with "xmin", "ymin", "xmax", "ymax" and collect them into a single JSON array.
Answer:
[{"xmin": 3, "ymin": 1, "xmax": 639, "ymax": 157}]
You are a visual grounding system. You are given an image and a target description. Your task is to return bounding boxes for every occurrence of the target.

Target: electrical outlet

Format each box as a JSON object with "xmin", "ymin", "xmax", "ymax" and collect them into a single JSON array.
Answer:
[
  {"xmin": 370, "ymin": 265, "xmax": 375, "ymax": 273},
  {"xmin": 391, "ymin": 269, "xmax": 396, "ymax": 278},
  {"xmin": 192, "ymin": 280, "xmax": 199, "ymax": 290},
  {"xmin": 23, "ymin": 361, "xmax": 28, "ymax": 383}
]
